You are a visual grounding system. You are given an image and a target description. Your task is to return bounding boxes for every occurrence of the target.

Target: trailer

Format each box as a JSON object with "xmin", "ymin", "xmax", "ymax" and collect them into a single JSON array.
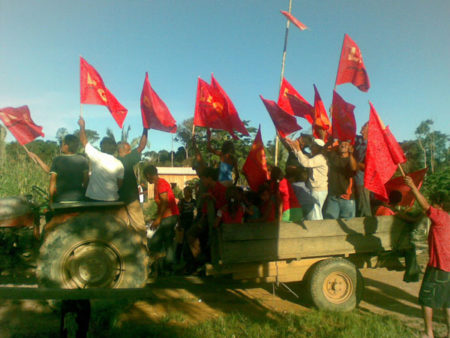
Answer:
[{"xmin": 207, "ymin": 216, "xmax": 414, "ymax": 311}]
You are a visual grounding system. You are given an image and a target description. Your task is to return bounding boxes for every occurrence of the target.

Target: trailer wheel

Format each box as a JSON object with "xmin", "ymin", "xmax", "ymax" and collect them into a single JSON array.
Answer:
[
  {"xmin": 307, "ymin": 258, "xmax": 363, "ymax": 311},
  {"xmin": 37, "ymin": 213, "xmax": 148, "ymax": 289}
]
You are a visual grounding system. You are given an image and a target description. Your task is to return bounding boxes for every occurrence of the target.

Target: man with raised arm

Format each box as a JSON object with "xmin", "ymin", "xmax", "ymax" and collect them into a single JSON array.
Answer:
[
  {"xmin": 78, "ymin": 117, "xmax": 124, "ymax": 201},
  {"xmin": 324, "ymin": 140, "xmax": 358, "ymax": 219},
  {"xmin": 27, "ymin": 134, "xmax": 89, "ymax": 204},
  {"xmin": 116, "ymin": 128, "xmax": 148, "ymax": 237},
  {"xmin": 404, "ymin": 176, "xmax": 449, "ymax": 338}
]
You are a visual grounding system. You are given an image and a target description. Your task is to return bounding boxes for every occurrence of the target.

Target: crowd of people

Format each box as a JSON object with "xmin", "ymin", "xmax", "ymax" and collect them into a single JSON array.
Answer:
[{"xmin": 26, "ymin": 119, "xmax": 448, "ymax": 337}]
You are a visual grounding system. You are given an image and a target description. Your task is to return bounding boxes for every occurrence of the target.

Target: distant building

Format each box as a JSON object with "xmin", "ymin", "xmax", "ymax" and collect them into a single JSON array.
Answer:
[{"xmin": 147, "ymin": 167, "xmax": 198, "ymax": 199}]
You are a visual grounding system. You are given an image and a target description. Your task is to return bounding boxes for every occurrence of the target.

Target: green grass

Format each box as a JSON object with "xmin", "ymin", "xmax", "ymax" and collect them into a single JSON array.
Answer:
[
  {"xmin": 0, "ymin": 148, "xmax": 48, "ymax": 198},
  {"xmin": 98, "ymin": 309, "xmax": 416, "ymax": 338}
]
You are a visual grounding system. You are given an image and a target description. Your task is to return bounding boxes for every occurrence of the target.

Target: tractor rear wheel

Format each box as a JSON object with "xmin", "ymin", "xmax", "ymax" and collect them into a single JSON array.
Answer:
[{"xmin": 37, "ymin": 213, "xmax": 148, "ymax": 289}]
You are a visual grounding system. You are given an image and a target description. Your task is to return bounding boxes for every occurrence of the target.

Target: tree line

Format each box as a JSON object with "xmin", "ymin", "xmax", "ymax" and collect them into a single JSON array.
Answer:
[{"xmin": 0, "ymin": 118, "xmax": 448, "ymax": 199}]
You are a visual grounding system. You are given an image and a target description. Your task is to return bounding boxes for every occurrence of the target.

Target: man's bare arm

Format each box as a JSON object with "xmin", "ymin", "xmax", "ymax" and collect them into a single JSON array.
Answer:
[
  {"xmin": 152, "ymin": 192, "xmax": 169, "ymax": 229},
  {"xmin": 206, "ymin": 128, "xmax": 221, "ymax": 156},
  {"xmin": 137, "ymin": 128, "xmax": 148, "ymax": 153},
  {"xmin": 78, "ymin": 117, "xmax": 87, "ymax": 146},
  {"xmin": 348, "ymin": 145, "xmax": 358, "ymax": 171},
  {"xmin": 404, "ymin": 176, "xmax": 430, "ymax": 211},
  {"xmin": 49, "ymin": 173, "xmax": 57, "ymax": 204}
]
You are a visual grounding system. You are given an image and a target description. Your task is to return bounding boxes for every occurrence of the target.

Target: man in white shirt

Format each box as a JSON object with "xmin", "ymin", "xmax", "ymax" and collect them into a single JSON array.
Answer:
[
  {"xmin": 78, "ymin": 117, "xmax": 124, "ymax": 201},
  {"xmin": 286, "ymin": 137, "xmax": 328, "ymax": 220}
]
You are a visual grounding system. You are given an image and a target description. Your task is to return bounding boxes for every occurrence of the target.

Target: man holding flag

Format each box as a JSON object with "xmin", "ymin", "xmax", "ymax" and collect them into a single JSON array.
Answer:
[
  {"xmin": 404, "ymin": 176, "xmax": 449, "ymax": 338},
  {"xmin": 78, "ymin": 117, "xmax": 124, "ymax": 202}
]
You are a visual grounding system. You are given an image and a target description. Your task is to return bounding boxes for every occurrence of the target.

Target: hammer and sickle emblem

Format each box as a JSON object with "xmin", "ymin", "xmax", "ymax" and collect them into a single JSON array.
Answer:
[
  {"xmin": 212, "ymin": 102, "xmax": 224, "ymax": 113},
  {"xmin": 143, "ymin": 96, "xmax": 152, "ymax": 108},
  {"xmin": 283, "ymin": 88, "xmax": 289, "ymax": 97},
  {"xmin": 97, "ymin": 89, "xmax": 108, "ymax": 103},
  {"xmin": 347, "ymin": 47, "xmax": 362, "ymax": 63}
]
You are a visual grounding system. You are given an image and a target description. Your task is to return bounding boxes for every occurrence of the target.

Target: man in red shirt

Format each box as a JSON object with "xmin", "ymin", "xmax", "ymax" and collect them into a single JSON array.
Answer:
[
  {"xmin": 404, "ymin": 176, "xmax": 449, "ymax": 338},
  {"xmin": 144, "ymin": 165, "xmax": 179, "ymax": 270}
]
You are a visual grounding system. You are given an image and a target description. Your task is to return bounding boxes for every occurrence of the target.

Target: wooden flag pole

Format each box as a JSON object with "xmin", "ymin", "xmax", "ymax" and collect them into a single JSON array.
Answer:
[
  {"xmin": 79, "ymin": 55, "xmax": 83, "ymax": 119},
  {"xmin": 398, "ymin": 163, "xmax": 406, "ymax": 177},
  {"xmin": 22, "ymin": 144, "xmax": 37, "ymax": 165},
  {"xmin": 274, "ymin": 0, "xmax": 293, "ymax": 166}
]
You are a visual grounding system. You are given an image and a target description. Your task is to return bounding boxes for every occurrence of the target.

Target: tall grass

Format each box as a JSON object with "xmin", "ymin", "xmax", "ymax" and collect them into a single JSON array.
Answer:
[{"xmin": 0, "ymin": 147, "xmax": 49, "ymax": 198}]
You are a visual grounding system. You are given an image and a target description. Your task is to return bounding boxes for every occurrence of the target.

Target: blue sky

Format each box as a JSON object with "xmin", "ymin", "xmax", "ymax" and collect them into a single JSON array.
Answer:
[{"xmin": 1, "ymin": 0, "xmax": 449, "ymax": 151}]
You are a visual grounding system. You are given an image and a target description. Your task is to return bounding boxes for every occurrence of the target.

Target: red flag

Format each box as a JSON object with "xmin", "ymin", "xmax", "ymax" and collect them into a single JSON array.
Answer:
[
  {"xmin": 242, "ymin": 126, "xmax": 270, "ymax": 192},
  {"xmin": 0, "ymin": 106, "xmax": 44, "ymax": 145},
  {"xmin": 286, "ymin": 93, "xmax": 314, "ymax": 124},
  {"xmin": 384, "ymin": 127, "xmax": 407, "ymax": 164},
  {"xmin": 278, "ymin": 78, "xmax": 313, "ymax": 122},
  {"xmin": 377, "ymin": 168, "xmax": 428, "ymax": 207},
  {"xmin": 210, "ymin": 75, "xmax": 249, "ymax": 136},
  {"xmin": 260, "ymin": 95, "xmax": 302, "ymax": 138},
  {"xmin": 280, "ymin": 11, "xmax": 308, "ymax": 30},
  {"xmin": 335, "ymin": 34, "xmax": 370, "ymax": 92},
  {"xmin": 140, "ymin": 73, "xmax": 177, "ymax": 133},
  {"xmin": 312, "ymin": 85, "xmax": 331, "ymax": 140},
  {"xmin": 80, "ymin": 57, "xmax": 128, "ymax": 128},
  {"xmin": 364, "ymin": 102, "xmax": 406, "ymax": 200},
  {"xmin": 194, "ymin": 78, "xmax": 237, "ymax": 137},
  {"xmin": 331, "ymin": 90, "xmax": 356, "ymax": 143}
]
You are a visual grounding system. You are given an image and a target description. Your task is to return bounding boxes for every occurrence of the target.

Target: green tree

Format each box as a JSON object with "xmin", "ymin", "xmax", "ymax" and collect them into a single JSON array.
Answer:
[
  {"xmin": 55, "ymin": 127, "xmax": 68, "ymax": 145},
  {"xmin": 414, "ymin": 119, "xmax": 449, "ymax": 173}
]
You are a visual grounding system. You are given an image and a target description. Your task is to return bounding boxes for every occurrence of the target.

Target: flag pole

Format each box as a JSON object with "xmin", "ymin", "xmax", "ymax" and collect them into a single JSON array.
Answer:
[
  {"xmin": 275, "ymin": 0, "xmax": 293, "ymax": 166},
  {"xmin": 171, "ymin": 135, "xmax": 174, "ymax": 167},
  {"xmin": 333, "ymin": 34, "xmax": 346, "ymax": 91},
  {"xmin": 79, "ymin": 55, "xmax": 83, "ymax": 119},
  {"xmin": 22, "ymin": 144, "xmax": 37, "ymax": 164},
  {"xmin": 398, "ymin": 163, "xmax": 406, "ymax": 177}
]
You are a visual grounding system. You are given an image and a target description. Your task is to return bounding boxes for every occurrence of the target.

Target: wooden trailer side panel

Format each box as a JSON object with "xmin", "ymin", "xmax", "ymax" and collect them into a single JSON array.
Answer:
[{"xmin": 217, "ymin": 216, "xmax": 411, "ymax": 265}]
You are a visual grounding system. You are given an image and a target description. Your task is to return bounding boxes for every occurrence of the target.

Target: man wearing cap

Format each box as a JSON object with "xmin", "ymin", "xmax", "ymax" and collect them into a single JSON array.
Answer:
[
  {"xmin": 286, "ymin": 137, "xmax": 328, "ymax": 220},
  {"xmin": 324, "ymin": 140, "xmax": 358, "ymax": 219}
]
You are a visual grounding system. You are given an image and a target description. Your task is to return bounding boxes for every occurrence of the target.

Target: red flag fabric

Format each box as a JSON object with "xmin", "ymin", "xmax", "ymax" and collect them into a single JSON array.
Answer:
[
  {"xmin": 377, "ymin": 168, "xmax": 428, "ymax": 207},
  {"xmin": 312, "ymin": 85, "xmax": 331, "ymax": 140},
  {"xmin": 210, "ymin": 75, "xmax": 249, "ymax": 136},
  {"xmin": 0, "ymin": 106, "xmax": 44, "ymax": 145},
  {"xmin": 242, "ymin": 126, "xmax": 270, "ymax": 192},
  {"xmin": 331, "ymin": 90, "xmax": 356, "ymax": 143},
  {"xmin": 194, "ymin": 78, "xmax": 236, "ymax": 137},
  {"xmin": 260, "ymin": 95, "xmax": 302, "ymax": 138},
  {"xmin": 335, "ymin": 34, "xmax": 370, "ymax": 92},
  {"xmin": 80, "ymin": 57, "xmax": 128, "ymax": 128},
  {"xmin": 277, "ymin": 78, "xmax": 313, "ymax": 123},
  {"xmin": 286, "ymin": 93, "xmax": 314, "ymax": 124},
  {"xmin": 140, "ymin": 73, "xmax": 177, "ymax": 133},
  {"xmin": 280, "ymin": 11, "xmax": 307, "ymax": 30},
  {"xmin": 384, "ymin": 127, "xmax": 407, "ymax": 164},
  {"xmin": 364, "ymin": 102, "xmax": 406, "ymax": 200}
]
